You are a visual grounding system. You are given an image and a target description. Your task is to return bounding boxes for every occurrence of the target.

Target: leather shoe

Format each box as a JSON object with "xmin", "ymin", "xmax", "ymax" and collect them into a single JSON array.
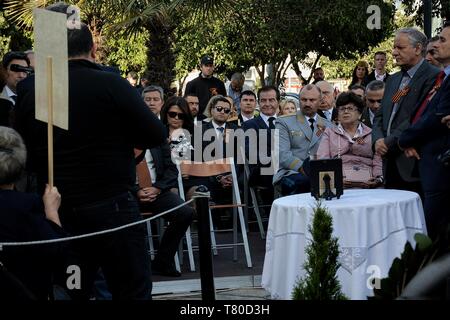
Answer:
[{"xmin": 151, "ymin": 261, "xmax": 181, "ymax": 277}]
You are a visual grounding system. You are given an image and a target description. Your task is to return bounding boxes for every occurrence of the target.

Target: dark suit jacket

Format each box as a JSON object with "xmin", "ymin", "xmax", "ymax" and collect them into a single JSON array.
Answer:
[
  {"xmin": 0, "ymin": 98, "xmax": 13, "ymax": 127},
  {"xmin": 242, "ymin": 116, "xmax": 276, "ymax": 186},
  {"xmin": 363, "ymin": 71, "xmax": 390, "ymax": 86},
  {"xmin": 317, "ymin": 108, "xmax": 338, "ymax": 123},
  {"xmin": 201, "ymin": 121, "xmax": 241, "ymax": 162},
  {"xmin": 141, "ymin": 142, "xmax": 179, "ymax": 192},
  {"xmin": 399, "ymin": 75, "xmax": 450, "ymax": 192},
  {"xmin": 14, "ymin": 59, "xmax": 166, "ymax": 206},
  {"xmin": 0, "ymin": 190, "xmax": 66, "ymax": 300},
  {"xmin": 361, "ymin": 107, "xmax": 373, "ymax": 128},
  {"xmin": 372, "ymin": 61, "xmax": 440, "ymax": 181}
]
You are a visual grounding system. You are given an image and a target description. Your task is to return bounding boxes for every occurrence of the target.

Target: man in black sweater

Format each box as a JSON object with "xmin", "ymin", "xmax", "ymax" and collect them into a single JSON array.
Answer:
[
  {"xmin": 14, "ymin": 17, "xmax": 165, "ymax": 299},
  {"xmin": 185, "ymin": 55, "xmax": 226, "ymax": 116}
]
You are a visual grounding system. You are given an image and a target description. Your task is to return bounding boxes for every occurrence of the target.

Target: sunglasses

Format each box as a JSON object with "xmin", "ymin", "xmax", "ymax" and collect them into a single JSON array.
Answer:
[
  {"xmin": 214, "ymin": 106, "xmax": 231, "ymax": 114},
  {"xmin": 367, "ymin": 99, "xmax": 382, "ymax": 104},
  {"xmin": 167, "ymin": 111, "xmax": 186, "ymax": 120}
]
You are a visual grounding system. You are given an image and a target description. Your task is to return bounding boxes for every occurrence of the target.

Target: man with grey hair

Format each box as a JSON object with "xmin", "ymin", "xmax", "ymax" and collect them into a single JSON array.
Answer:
[
  {"xmin": 372, "ymin": 27, "xmax": 440, "ymax": 193},
  {"xmin": 226, "ymin": 72, "xmax": 250, "ymax": 113},
  {"xmin": 316, "ymin": 80, "xmax": 337, "ymax": 122},
  {"xmin": 273, "ymin": 84, "xmax": 333, "ymax": 196},
  {"xmin": 361, "ymin": 80, "xmax": 385, "ymax": 128},
  {"xmin": 142, "ymin": 85, "xmax": 164, "ymax": 118}
]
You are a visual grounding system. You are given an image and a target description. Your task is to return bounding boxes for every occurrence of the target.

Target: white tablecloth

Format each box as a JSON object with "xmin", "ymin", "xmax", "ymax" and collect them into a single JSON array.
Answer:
[{"xmin": 261, "ymin": 189, "xmax": 426, "ymax": 300}]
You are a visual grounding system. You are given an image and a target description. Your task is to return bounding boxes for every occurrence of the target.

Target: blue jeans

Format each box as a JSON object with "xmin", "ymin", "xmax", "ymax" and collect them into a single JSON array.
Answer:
[{"xmin": 59, "ymin": 191, "xmax": 152, "ymax": 300}]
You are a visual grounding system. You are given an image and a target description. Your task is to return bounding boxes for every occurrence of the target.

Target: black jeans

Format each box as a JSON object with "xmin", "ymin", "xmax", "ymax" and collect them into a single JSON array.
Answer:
[
  {"xmin": 59, "ymin": 192, "xmax": 152, "ymax": 300},
  {"xmin": 140, "ymin": 191, "xmax": 194, "ymax": 268}
]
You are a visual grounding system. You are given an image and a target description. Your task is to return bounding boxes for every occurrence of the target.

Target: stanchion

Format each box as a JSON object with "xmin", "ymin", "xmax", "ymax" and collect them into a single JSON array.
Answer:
[{"xmin": 194, "ymin": 185, "xmax": 215, "ymax": 301}]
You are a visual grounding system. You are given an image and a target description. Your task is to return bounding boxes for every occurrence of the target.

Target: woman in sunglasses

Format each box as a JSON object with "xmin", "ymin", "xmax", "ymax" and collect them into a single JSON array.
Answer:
[
  {"xmin": 317, "ymin": 91, "xmax": 383, "ymax": 189},
  {"xmin": 161, "ymin": 96, "xmax": 195, "ymax": 160}
]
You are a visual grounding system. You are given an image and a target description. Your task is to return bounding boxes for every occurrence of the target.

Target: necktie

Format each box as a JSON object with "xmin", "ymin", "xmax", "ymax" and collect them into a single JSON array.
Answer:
[
  {"xmin": 268, "ymin": 117, "xmax": 276, "ymax": 130},
  {"xmin": 308, "ymin": 118, "xmax": 315, "ymax": 132},
  {"xmin": 412, "ymin": 71, "xmax": 446, "ymax": 124},
  {"xmin": 216, "ymin": 127, "xmax": 224, "ymax": 135},
  {"xmin": 388, "ymin": 72, "xmax": 411, "ymax": 135},
  {"xmin": 11, "ymin": 95, "xmax": 17, "ymax": 104},
  {"xmin": 134, "ymin": 149, "xmax": 152, "ymax": 188}
]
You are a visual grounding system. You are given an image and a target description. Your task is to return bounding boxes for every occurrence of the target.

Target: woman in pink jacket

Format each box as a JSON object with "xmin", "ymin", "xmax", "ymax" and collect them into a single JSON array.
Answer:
[{"xmin": 317, "ymin": 91, "xmax": 383, "ymax": 189}]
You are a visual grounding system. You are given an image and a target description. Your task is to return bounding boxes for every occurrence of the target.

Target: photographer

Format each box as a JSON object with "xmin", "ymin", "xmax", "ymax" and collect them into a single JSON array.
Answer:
[{"xmin": 399, "ymin": 21, "xmax": 450, "ymax": 240}]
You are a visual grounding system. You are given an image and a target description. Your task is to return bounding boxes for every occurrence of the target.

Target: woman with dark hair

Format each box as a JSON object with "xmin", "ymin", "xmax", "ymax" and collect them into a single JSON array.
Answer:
[
  {"xmin": 317, "ymin": 92, "xmax": 383, "ymax": 188},
  {"xmin": 160, "ymin": 96, "xmax": 195, "ymax": 160},
  {"xmin": 349, "ymin": 60, "xmax": 369, "ymax": 88}
]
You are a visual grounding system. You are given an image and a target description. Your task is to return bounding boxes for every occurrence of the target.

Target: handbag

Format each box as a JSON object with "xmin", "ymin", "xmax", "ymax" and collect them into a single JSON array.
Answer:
[{"xmin": 343, "ymin": 165, "xmax": 372, "ymax": 182}]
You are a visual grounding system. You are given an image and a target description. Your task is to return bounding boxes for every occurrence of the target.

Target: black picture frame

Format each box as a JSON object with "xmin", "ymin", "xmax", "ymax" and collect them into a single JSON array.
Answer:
[{"xmin": 310, "ymin": 158, "xmax": 343, "ymax": 200}]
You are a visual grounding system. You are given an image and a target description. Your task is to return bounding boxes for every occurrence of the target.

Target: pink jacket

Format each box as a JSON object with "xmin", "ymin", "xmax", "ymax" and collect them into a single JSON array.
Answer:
[{"xmin": 317, "ymin": 123, "xmax": 382, "ymax": 178}]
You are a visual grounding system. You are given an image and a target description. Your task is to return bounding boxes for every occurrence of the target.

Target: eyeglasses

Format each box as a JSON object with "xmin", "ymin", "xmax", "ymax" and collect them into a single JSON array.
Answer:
[
  {"xmin": 367, "ymin": 98, "xmax": 382, "ymax": 104},
  {"xmin": 338, "ymin": 106, "xmax": 359, "ymax": 113},
  {"xmin": 214, "ymin": 106, "xmax": 231, "ymax": 114},
  {"xmin": 167, "ymin": 111, "xmax": 186, "ymax": 120}
]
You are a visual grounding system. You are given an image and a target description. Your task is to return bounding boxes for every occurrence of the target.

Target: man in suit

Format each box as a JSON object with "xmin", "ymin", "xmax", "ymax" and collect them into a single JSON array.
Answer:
[
  {"xmin": 316, "ymin": 80, "xmax": 338, "ymax": 122},
  {"xmin": 399, "ymin": 21, "xmax": 450, "ymax": 240},
  {"xmin": 363, "ymin": 51, "xmax": 390, "ymax": 86},
  {"xmin": 373, "ymin": 28, "xmax": 440, "ymax": 194},
  {"xmin": 135, "ymin": 142, "xmax": 194, "ymax": 277},
  {"xmin": 185, "ymin": 55, "xmax": 226, "ymax": 116},
  {"xmin": 242, "ymin": 86, "xmax": 279, "ymax": 204},
  {"xmin": 274, "ymin": 84, "xmax": 333, "ymax": 196},
  {"xmin": 361, "ymin": 80, "xmax": 385, "ymax": 128}
]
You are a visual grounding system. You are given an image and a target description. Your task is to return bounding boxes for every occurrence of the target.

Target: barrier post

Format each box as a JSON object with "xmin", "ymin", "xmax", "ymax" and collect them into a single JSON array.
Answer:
[{"xmin": 194, "ymin": 185, "xmax": 215, "ymax": 301}]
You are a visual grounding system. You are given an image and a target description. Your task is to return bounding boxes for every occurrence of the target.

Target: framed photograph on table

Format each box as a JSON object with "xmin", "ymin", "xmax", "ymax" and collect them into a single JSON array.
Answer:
[{"xmin": 310, "ymin": 158, "xmax": 343, "ymax": 200}]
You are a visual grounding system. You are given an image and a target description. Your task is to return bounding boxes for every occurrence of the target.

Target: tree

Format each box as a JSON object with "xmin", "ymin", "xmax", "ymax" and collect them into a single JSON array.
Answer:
[
  {"xmin": 402, "ymin": 0, "xmax": 450, "ymax": 26},
  {"xmin": 292, "ymin": 201, "xmax": 347, "ymax": 300}
]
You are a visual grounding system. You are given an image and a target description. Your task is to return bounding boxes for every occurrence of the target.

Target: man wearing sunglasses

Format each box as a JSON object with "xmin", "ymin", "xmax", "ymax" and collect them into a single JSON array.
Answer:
[
  {"xmin": 202, "ymin": 95, "xmax": 241, "ymax": 227},
  {"xmin": 361, "ymin": 80, "xmax": 385, "ymax": 128},
  {"xmin": 1, "ymin": 51, "xmax": 30, "ymax": 126}
]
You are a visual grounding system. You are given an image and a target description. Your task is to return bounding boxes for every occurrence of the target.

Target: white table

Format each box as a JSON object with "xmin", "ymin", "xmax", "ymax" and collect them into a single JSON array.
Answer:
[{"xmin": 261, "ymin": 189, "xmax": 427, "ymax": 300}]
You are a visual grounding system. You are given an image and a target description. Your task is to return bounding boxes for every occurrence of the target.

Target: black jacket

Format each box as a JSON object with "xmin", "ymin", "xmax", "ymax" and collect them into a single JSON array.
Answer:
[
  {"xmin": 0, "ymin": 190, "xmax": 66, "ymax": 300},
  {"xmin": 185, "ymin": 73, "xmax": 226, "ymax": 115},
  {"xmin": 14, "ymin": 59, "xmax": 166, "ymax": 206}
]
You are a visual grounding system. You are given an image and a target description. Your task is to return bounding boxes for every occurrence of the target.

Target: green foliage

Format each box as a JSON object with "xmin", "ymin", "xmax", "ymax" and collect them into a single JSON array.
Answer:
[
  {"xmin": 402, "ymin": 0, "xmax": 450, "ymax": 27},
  {"xmin": 370, "ymin": 229, "xmax": 450, "ymax": 300},
  {"xmin": 319, "ymin": 9, "xmax": 415, "ymax": 82},
  {"xmin": 292, "ymin": 201, "xmax": 347, "ymax": 300},
  {"xmin": 103, "ymin": 30, "xmax": 148, "ymax": 76}
]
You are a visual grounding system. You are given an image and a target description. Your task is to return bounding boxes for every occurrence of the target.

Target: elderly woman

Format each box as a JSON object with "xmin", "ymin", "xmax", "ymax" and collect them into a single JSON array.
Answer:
[
  {"xmin": 317, "ymin": 92, "xmax": 383, "ymax": 188},
  {"xmin": 0, "ymin": 126, "xmax": 64, "ymax": 299}
]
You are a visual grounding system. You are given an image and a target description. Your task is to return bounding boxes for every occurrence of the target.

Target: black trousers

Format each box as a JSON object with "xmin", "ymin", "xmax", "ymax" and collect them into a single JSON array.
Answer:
[
  {"xmin": 59, "ymin": 192, "xmax": 152, "ymax": 300},
  {"xmin": 140, "ymin": 191, "xmax": 194, "ymax": 268},
  {"xmin": 385, "ymin": 160, "xmax": 423, "ymax": 198},
  {"xmin": 423, "ymin": 189, "xmax": 450, "ymax": 240}
]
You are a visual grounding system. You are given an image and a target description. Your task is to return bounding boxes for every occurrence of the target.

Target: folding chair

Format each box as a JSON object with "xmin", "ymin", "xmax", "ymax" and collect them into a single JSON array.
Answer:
[
  {"xmin": 242, "ymin": 155, "xmax": 268, "ymax": 240},
  {"xmin": 177, "ymin": 158, "xmax": 252, "ymax": 268}
]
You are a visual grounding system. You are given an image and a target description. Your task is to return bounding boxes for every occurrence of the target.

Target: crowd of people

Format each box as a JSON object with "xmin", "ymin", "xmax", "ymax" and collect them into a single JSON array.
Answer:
[{"xmin": 0, "ymin": 1, "xmax": 449, "ymax": 300}]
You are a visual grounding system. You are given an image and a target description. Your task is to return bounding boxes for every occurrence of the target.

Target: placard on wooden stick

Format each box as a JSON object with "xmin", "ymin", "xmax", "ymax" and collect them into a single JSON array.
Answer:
[{"xmin": 34, "ymin": 8, "xmax": 68, "ymax": 130}]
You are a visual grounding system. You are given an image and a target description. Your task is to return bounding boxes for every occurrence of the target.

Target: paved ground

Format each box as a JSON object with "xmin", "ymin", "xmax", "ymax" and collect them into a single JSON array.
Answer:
[{"xmin": 153, "ymin": 287, "xmax": 271, "ymax": 300}]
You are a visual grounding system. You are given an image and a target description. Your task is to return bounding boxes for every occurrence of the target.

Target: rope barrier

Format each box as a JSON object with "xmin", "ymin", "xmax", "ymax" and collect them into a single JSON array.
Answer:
[{"xmin": 0, "ymin": 194, "xmax": 209, "ymax": 250}]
